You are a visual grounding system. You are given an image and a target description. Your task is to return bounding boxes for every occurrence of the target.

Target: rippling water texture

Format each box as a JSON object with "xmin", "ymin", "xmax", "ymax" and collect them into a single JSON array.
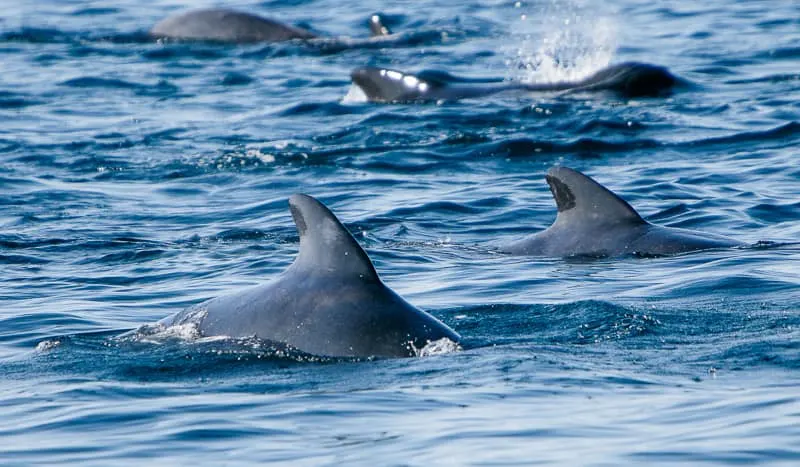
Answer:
[{"xmin": 1, "ymin": 0, "xmax": 799, "ymax": 465}]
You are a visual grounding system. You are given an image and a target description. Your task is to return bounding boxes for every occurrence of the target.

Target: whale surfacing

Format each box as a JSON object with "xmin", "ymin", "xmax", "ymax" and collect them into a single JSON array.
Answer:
[
  {"xmin": 150, "ymin": 8, "xmax": 393, "ymax": 44},
  {"xmin": 350, "ymin": 62, "xmax": 679, "ymax": 103},
  {"xmin": 503, "ymin": 167, "xmax": 743, "ymax": 258},
  {"xmin": 150, "ymin": 9, "xmax": 318, "ymax": 43},
  {"xmin": 156, "ymin": 194, "xmax": 459, "ymax": 358}
]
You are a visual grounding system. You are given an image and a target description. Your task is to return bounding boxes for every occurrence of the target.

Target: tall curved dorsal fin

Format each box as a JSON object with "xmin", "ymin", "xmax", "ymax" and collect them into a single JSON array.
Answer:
[
  {"xmin": 288, "ymin": 194, "xmax": 379, "ymax": 281},
  {"xmin": 546, "ymin": 167, "xmax": 646, "ymax": 227}
]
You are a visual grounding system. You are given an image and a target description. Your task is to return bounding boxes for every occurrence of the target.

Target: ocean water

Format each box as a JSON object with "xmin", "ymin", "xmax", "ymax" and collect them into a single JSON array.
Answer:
[{"xmin": 1, "ymin": 0, "xmax": 799, "ymax": 464}]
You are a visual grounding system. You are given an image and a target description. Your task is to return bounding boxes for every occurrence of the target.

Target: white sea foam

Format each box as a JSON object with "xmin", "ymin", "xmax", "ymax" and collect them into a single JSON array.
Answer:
[
  {"xmin": 35, "ymin": 339, "xmax": 61, "ymax": 352},
  {"xmin": 414, "ymin": 337, "xmax": 462, "ymax": 357},
  {"xmin": 117, "ymin": 305, "xmax": 211, "ymax": 343}
]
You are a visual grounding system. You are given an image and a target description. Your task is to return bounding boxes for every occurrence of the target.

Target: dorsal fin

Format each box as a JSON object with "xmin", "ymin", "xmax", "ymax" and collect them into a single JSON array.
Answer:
[
  {"xmin": 369, "ymin": 14, "xmax": 392, "ymax": 37},
  {"xmin": 288, "ymin": 194, "xmax": 379, "ymax": 281},
  {"xmin": 546, "ymin": 167, "xmax": 646, "ymax": 227}
]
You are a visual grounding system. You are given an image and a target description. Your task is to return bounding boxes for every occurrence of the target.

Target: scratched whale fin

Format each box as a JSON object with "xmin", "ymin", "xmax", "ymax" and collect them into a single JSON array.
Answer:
[
  {"xmin": 546, "ymin": 167, "xmax": 646, "ymax": 227},
  {"xmin": 350, "ymin": 67, "xmax": 440, "ymax": 102},
  {"xmin": 288, "ymin": 194, "xmax": 379, "ymax": 280},
  {"xmin": 369, "ymin": 14, "xmax": 392, "ymax": 36}
]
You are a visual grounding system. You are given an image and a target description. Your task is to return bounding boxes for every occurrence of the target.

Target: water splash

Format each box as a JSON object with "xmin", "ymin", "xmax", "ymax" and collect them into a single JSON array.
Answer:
[
  {"xmin": 115, "ymin": 304, "xmax": 209, "ymax": 344},
  {"xmin": 414, "ymin": 337, "xmax": 461, "ymax": 357},
  {"xmin": 342, "ymin": 83, "xmax": 369, "ymax": 104},
  {"xmin": 34, "ymin": 339, "xmax": 62, "ymax": 352},
  {"xmin": 506, "ymin": 0, "xmax": 618, "ymax": 83}
]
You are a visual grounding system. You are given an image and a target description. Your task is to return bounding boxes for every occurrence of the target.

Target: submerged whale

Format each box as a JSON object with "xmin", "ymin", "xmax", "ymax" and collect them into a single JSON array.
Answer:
[
  {"xmin": 150, "ymin": 8, "xmax": 392, "ymax": 43},
  {"xmin": 503, "ymin": 167, "xmax": 744, "ymax": 258},
  {"xmin": 350, "ymin": 62, "xmax": 679, "ymax": 102},
  {"xmin": 156, "ymin": 194, "xmax": 459, "ymax": 358}
]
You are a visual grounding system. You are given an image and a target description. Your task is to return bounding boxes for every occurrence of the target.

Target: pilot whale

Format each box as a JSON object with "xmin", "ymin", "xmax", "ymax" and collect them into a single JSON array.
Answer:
[
  {"xmin": 150, "ymin": 8, "xmax": 392, "ymax": 43},
  {"xmin": 350, "ymin": 62, "xmax": 680, "ymax": 102},
  {"xmin": 155, "ymin": 194, "xmax": 459, "ymax": 358},
  {"xmin": 503, "ymin": 167, "xmax": 744, "ymax": 258}
]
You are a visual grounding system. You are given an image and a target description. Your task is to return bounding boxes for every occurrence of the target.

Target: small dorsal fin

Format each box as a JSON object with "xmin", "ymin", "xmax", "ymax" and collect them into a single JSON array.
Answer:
[
  {"xmin": 288, "ymin": 194, "xmax": 379, "ymax": 281},
  {"xmin": 369, "ymin": 14, "xmax": 392, "ymax": 37},
  {"xmin": 546, "ymin": 167, "xmax": 646, "ymax": 227}
]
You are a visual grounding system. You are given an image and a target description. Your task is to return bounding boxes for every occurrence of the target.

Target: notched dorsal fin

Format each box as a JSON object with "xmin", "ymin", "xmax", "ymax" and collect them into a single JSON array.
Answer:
[
  {"xmin": 546, "ymin": 167, "xmax": 646, "ymax": 226},
  {"xmin": 288, "ymin": 194, "xmax": 379, "ymax": 281},
  {"xmin": 369, "ymin": 14, "xmax": 392, "ymax": 37}
]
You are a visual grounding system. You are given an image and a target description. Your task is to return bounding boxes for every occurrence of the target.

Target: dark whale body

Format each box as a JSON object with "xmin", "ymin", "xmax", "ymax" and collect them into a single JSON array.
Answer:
[
  {"xmin": 503, "ymin": 167, "xmax": 744, "ymax": 258},
  {"xmin": 150, "ymin": 8, "xmax": 391, "ymax": 43},
  {"xmin": 156, "ymin": 194, "xmax": 459, "ymax": 358},
  {"xmin": 350, "ymin": 62, "xmax": 680, "ymax": 102}
]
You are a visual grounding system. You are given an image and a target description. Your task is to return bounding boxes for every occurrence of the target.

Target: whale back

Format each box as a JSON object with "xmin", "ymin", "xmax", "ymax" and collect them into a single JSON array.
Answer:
[
  {"xmin": 349, "ymin": 62, "xmax": 680, "ymax": 102},
  {"xmin": 575, "ymin": 62, "xmax": 678, "ymax": 96},
  {"xmin": 350, "ymin": 67, "xmax": 445, "ymax": 102},
  {"xmin": 150, "ymin": 8, "xmax": 318, "ymax": 43},
  {"xmin": 504, "ymin": 167, "xmax": 743, "ymax": 257}
]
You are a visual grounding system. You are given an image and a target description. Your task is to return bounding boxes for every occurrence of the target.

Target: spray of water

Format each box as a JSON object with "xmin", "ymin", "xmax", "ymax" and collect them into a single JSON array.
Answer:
[{"xmin": 505, "ymin": 0, "xmax": 618, "ymax": 84}]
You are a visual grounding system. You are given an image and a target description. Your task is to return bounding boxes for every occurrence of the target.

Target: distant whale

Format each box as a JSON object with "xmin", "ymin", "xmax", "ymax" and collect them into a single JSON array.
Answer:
[
  {"xmin": 350, "ymin": 62, "xmax": 680, "ymax": 102},
  {"xmin": 150, "ymin": 8, "xmax": 392, "ymax": 43},
  {"xmin": 503, "ymin": 167, "xmax": 744, "ymax": 258},
  {"xmin": 155, "ymin": 194, "xmax": 460, "ymax": 358}
]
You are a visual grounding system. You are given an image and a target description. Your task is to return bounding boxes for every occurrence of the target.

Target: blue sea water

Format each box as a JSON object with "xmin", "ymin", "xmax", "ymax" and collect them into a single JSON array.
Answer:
[{"xmin": 1, "ymin": 0, "xmax": 799, "ymax": 464}]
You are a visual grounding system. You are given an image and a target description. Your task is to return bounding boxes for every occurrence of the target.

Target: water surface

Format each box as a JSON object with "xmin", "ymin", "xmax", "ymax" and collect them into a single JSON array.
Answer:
[{"xmin": 1, "ymin": 0, "xmax": 799, "ymax": 464}]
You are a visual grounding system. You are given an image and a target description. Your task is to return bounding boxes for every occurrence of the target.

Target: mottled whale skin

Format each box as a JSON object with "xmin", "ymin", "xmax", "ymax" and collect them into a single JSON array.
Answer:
[
  {"xmin": 150, "ymin": 8, "xmax": 391, "ymax": 43},
  {"xmin": 503, "ymin": 167, "xmax": 744, "ymax": 258},
  {"xmin": 158, "ymin": 194, "xmax": 459, "ymax": 358},
  {"xmin": 350, "ymin": 62, "xmax": 679, "ymax": 102}
]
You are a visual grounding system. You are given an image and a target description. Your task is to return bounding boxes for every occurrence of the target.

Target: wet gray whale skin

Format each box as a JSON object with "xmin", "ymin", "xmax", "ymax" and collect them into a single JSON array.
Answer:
[
  {"xmin": 158, "ymin": 194, "xmax": 459, "ymax": 358},
  {"xmin": 150, "ymin": 8, "xmax": 391, "ymax": 43},
  {"xmin": 502, "ymin": 167, "xmax": 744, "ymax": 258},
  {"xmin": 350, "ymin": 62, "xmax": 680, "ymax": 102}
]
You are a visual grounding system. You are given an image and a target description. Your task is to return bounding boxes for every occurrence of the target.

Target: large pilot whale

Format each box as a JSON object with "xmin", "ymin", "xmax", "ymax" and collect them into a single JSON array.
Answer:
[
  {"xmin": 350, "ymin": 62, "xmax": 680, "ymax": 102},
  {"xmin": 154, "ymin": 194, "xmax": 460, "ymax": 358},
  {"xmin": 503, "ymin": 167, "xmax": 744, "ymax": 257},
  {"xmin": 150, "ymin": 8, "xmax": 392, "ymax": 43}
]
